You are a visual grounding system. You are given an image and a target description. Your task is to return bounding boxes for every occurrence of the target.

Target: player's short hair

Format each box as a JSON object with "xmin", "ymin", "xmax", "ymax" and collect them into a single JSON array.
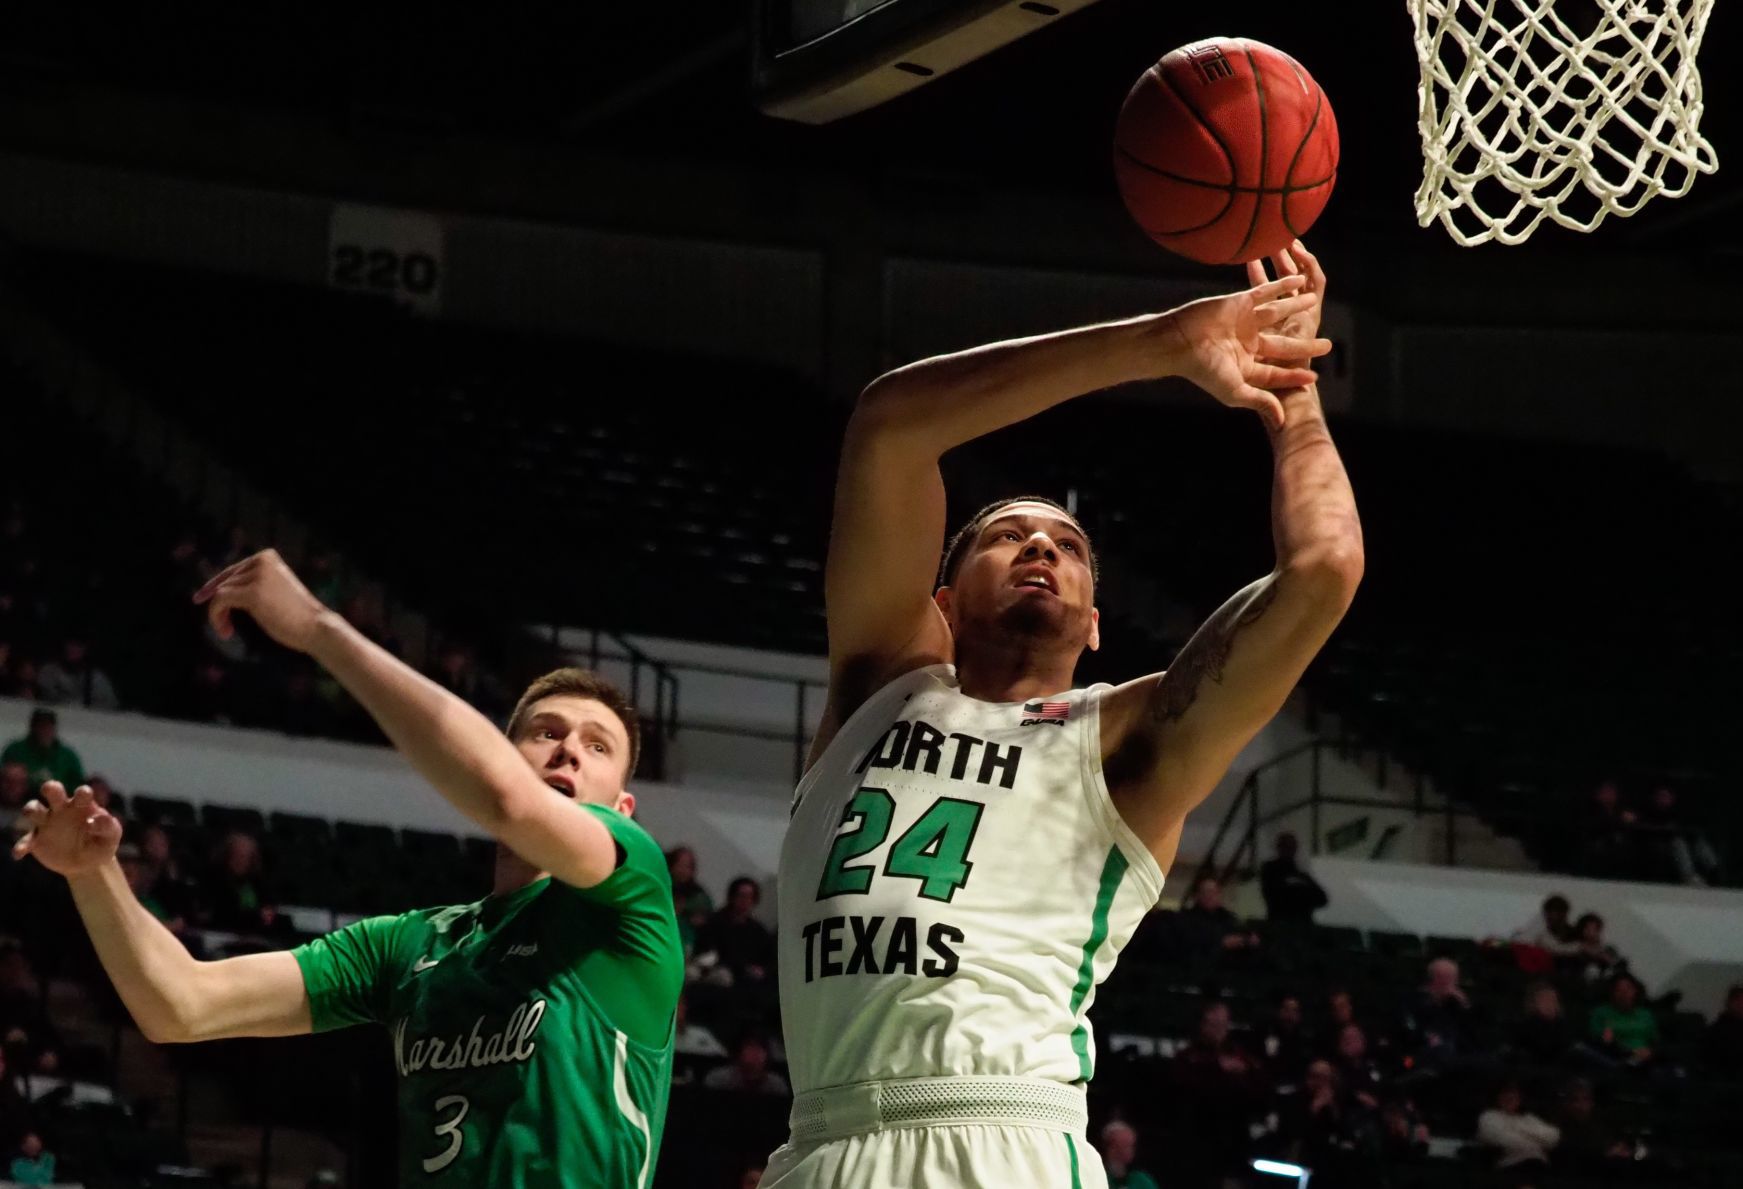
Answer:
[
  {"xmin": 506, "ymin": 668, "xmax": 641, "ymax": 779},
  {"xmin": 937, "ymin": 496, "xmax": 1098, "ymax": 589}
]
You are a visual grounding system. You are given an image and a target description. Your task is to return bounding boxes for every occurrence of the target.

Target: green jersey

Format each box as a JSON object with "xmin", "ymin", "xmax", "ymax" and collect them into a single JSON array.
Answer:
[{"xmin": 291, "ymin": 805, "xmax": 683, "ymax": 1189}]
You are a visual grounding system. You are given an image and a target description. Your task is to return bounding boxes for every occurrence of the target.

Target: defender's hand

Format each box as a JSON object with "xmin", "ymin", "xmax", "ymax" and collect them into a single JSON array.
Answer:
[
  {"xmin": 1247, "ymin": 240, "xmax": 1327, "ymax": 365},
  {"xmin": 194, "ymin": 549, "xmax": 329, "ymax": 654},
  {"xmin": 13, "ymin": 783, "xmax": 123, "ymax": 877},
  {"xmin": 1162, "ymin": 274, "xmax": 1330, "ymax": 430}
]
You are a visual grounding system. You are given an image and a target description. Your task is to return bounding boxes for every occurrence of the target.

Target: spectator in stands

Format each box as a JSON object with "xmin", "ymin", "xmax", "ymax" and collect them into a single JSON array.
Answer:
[
  {"xmin": 1511, "ymin": 982, "xmax": 1589, "ymax": 1068},
  {"xmin": 1475, "ymin": 1080, "xmax": 1559, "ymax": 1187},
  {"xmin": 736, "ymin": 1161, "xmax": 765, "ymax": 1189},
  {"xmin": 7, "ymin": 1131, "xmax": 54, "ymax": 1187},
  {"xmin": 1703, "ymin": 984, "xmax": 1743, "ymax": 1076},
  {"xmin": 0, "ymin": 762, "xmax": 27, "ymax": 831},
  {"xmin": 342, "ymin": 588, "xmax": 402, "ymax": 658},
  {"xmin": 137, "ymin": 824, "xmax": 197, "ymax": 929},
  {"xmin": 1, "ymin": 709, "xmax": 84, "ymax": 791},
  {"xmin": 429, "ymin": 642, "xmax": 507, "ymax": 725},
  {"xmin": 1175, "ymin": 875, "xmax": 1259, "ymax": 958},
  {"xmin": 1258, "ymin": 832, "xmax": 1328, "ymax": 924},
  {"xmin": 304, "ymin": 547, "xmax": 344, "ymax": 609},
  {"xmin": 695, "ymin": 877, "xmax": 775, "ymax": 988},
  {"xmin": 1589, "ymin": 974, "xmax": 1658, "ymax": 1067},
  {"xmin": 0, "ymin": 1052, "xmax": 22, "ymax": 1153},
  {"xmin": 36, "ymin": 635, "xmax": 120, "ymax": 711},
  {"xmin": 0, "ymin": 642, "xmax": 32, "ymax": 700},
  {"xmin": 702, "ymin": 1034, "xmax": 789, "ymax": 1096},
  {"xmin": 1553, "ymin": 1077, "xmax": 1635, "ymax": 1175},
  {"xmin": 1169, "ymin": 1001, "xmax": 1266, "ymax": 1189},
  {"xmin": 1640, "ymin": 784, "xmax": 1721, "ymax": 886},
  {"xmin": 1096, "ymin": 1119, "xmax": 1161, "ymax": 1189},
  {"xmin": 673, "ymin": 992, "xmax": 727, "ymax": 1060},
  {"xmin": 1568, "ymin": 913, "xmax": 1623, "ymax": 983},
  {"xmin": 273, "ymin": 660, "xmax": 336, "ymax": 737},
  {"xmin": 173, "ymin": 653, "xmax": 242, "ymax": 725},
  {"xmin": 1510, "ymin": 894, "xmax": 1579, "ymax": 957},
  {"xmin": 1323, "ymin": 987, "xmax": 1358, "ymax": 1037},
  {"xmin": 1333, "ymin": 1022, "xmax": 1386, "ymax": 1108},
  {"xmin": 666, "ymin": 846, "xmax": 713, "ymax": 955},
  {"xmin": 1278, "ymin": 1059, "xmax": 1365, "ymax": 1186},
  {"xmin": 1377, "ymin": 1098, "xmax": 1431, "ymax": 1168},
  {"xmin": 201, "ymin": 831, "xmax": 281, "ymax": 934},
  {"xmin": 1579, "ymin": 781, "xmax": 1636, "ymax": 878},
  {"xmin": 1408, "ymin": 957, "xmax": 1478, "ymax": 1060},
  {"xmin": 1261, "ymin": 993, "xmax": 1312, "ymax": 1089}
]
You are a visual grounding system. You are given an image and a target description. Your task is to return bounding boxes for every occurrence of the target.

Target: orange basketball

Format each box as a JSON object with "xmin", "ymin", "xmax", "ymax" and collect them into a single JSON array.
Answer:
[{"xmin": 1114, "ymin": 38, "xmax": 1339, "ymax": 265}]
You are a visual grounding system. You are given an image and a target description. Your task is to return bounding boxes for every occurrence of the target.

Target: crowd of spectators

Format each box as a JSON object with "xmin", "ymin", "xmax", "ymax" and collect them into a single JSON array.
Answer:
[
  {"xmin": 1574, "ymin": 780, "xmax": 1726, "ymax": 887},
  {"xmin": 1, "ymin": 495, "xmax": 521, "ymax": 749}
]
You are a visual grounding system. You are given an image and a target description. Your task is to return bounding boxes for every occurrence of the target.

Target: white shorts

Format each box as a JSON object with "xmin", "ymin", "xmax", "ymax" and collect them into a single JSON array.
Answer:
[{"xmin": 762, "ymin": 1124, "xmax": 1108, "ymax": 1189}]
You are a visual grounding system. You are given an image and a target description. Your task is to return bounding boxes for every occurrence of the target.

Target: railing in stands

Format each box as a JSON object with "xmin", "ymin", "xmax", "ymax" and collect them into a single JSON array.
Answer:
[
  {"xmin": 1193, "ymin": 739, "xmax": 1713, "ymax": 890},
  {"xmin": 550, "ymin": 628, "xmax": 829, "ymax": 785}
]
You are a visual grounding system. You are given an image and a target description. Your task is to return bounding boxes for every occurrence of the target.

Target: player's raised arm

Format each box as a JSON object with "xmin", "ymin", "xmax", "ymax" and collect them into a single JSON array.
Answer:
[
  {"xmin": 13, "ymin": 783, "xmax": 312, "ymax": 1043},
  {"xmin": 818, "ymin": 275, "xmax": 1329, "ymax": 754},
  {"xmin": 1101, "ymin": 242, "xmax": 1363, "ymax": 858},
  {"xmin": 193, "ymin": 551, "xmax": 623, "ymax": 889}
]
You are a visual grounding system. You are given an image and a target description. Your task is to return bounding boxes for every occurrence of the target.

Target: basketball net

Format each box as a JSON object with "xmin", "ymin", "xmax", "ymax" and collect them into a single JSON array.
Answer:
[{"xmin": 1409, "ymin": 0, "xmax": 1718, "ymax": 246}]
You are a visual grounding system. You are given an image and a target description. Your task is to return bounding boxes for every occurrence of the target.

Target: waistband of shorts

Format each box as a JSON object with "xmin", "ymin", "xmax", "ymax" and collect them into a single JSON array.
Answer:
[{"xmin": 788, "ymin": 1076, "xmax": 1088, "ymax": 1143}]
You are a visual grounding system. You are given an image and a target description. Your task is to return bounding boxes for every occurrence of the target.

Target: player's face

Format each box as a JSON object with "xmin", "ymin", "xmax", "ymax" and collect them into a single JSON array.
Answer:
[
  {"xmin": 513, "ymin": 695, "xmax": 634, "ymax": 809},
  {"xmin": 938, "ymin": 505, "xmax": 1099, "ymax": 651}
]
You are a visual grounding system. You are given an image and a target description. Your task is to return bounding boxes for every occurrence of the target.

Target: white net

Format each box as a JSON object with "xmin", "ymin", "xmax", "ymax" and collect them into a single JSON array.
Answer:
[{"xmin": 1410, "ymin": 0, "xmax": 1719, "ymax": 246}]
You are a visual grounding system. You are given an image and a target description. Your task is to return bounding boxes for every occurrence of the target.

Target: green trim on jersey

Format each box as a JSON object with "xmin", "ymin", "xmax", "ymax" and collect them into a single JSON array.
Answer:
[
  {"xmin": 291, "ymin": 805, "xmax": 682, "ymax": 1188},
  {"xmin": 1068, "ymin": 846, "xmax": 1129, "ymax": 1082},
  {"xmin": 1066, "ymin": 1133, "xmax": 1083, "ymax": 1189}
]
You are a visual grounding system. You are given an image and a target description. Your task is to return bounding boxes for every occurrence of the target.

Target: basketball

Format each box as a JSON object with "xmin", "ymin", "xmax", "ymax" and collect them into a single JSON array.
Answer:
[{"xmin": 1113, "ymin": 38, "xmax": 1339, "ymax": 265}]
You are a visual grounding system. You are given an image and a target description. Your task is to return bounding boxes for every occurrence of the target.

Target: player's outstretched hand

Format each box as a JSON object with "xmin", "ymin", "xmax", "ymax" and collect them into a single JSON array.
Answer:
[
  {"xmin": 12, "ymin": 782, "xmax": 123, "ymax": 877},
  {"xmin": 1163, "ymin": 271, "xmax": 1330, "ymax": 430},
  {"xmin": 193, "ymin": 549, "xmax": 329, "ymax": 654},
  {"xmin": 1245, "ymin": 239, "xmax": 1327, "ymax": 366}
]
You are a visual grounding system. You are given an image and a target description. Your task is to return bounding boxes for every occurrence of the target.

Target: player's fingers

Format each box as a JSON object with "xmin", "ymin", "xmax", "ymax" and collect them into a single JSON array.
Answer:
[
  {"xmin": 1251, "ymin": 361, "xmax": 1319, "ymax": 390},
  {"xmin": 1270, "ymin": 246, "xmax": 1299, "ymax": 279},
  {"xmin": 40, "ymin": 781, "xmax": 69, "ymax": 808},
  {"xmin": 1255, "ymin": 292, "xmax": 1319, "ymax": 326},
  {"xmin": 11, "ymin": 833, "xmax": 33, "ymax": 861},
  {"xmin": 1247, "ymin": 274, "xmax": 1307, "ymax": 305},
  {"xmin": 208, "ymin": 594, "xmax": 237, "ymax": 641},
  {"xmin": 193, "ymin": 556, "xmax": 260, "ymax": 604},
  {"xmin": 69, "ymin": 786, "xmax": 95, "ymax": 815},
  {"xmin": 1245, "ymin": 258, "xmax": 1268, "ymax": 289},
  {"xmin": 1237, "ymin": 388, "xmax": 1287, "ymax": 431},
  {"xmin": 1261, "ymin": 333, "xmax": 1334, "ymax": 360},
  {"xmin": 1291, "ymin": 240, "xmax": 1327, "ymax": 294},
  {"xmin": 21, "ymin": 800, "xmax": 48, "ymax": 824}
]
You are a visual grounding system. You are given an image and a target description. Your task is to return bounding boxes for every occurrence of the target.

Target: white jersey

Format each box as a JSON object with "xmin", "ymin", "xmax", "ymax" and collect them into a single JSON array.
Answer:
[{"xmin": 777, "ymin": 664, "xmax": 1166, "ymax": 1096}]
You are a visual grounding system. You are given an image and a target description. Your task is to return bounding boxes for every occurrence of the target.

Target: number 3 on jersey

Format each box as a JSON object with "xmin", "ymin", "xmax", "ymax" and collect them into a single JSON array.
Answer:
[
  {"xmin": 817, "ymin": 787, "xmax": 984, "ymax": 903},
  {"xmin": 423, "ymin": 1095, "xmax": 470, "ymax": 1173}
]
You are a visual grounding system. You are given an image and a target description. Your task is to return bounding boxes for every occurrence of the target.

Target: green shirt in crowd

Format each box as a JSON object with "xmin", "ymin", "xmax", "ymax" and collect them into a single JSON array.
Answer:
[
  {"xmin": 1590, "ymin": 1003, "xmax": 1659, "ymax": 1052},
  {"xmin": 1, "ymin": 736, "xmax": 85, "ymax": 791},
  {"xmin": 1110, "ymin": 1170, "xmax": 1161, "ymax": 1189},
  {"xmin": 292, "ymin": 805, "xmax": 684, "ymax": 1189}
]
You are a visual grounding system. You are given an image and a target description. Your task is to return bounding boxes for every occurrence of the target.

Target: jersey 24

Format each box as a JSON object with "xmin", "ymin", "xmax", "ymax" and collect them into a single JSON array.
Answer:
[{"xmin": 778, "ymin": 665, "xmax": 1165, "ymax": 1096}]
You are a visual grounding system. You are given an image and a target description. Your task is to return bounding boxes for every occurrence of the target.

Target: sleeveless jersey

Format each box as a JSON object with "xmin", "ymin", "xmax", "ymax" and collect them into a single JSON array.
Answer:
[
  {"xmin": 292, "ymin": 805, "xmax": 683, "ymax": 1189},
  {"xmin": 778, "ymin": 664, "xmax": 1166, "ymax": 1096}
]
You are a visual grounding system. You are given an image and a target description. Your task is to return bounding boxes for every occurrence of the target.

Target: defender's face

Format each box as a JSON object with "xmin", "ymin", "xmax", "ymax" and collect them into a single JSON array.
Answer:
[
  {"xmin": 513, "ymin": 695, "xmax": 633, "ymax": 810},
  {"xmin": 937, "ymin": 505, "xmax": 1099, "ymax": 651}
]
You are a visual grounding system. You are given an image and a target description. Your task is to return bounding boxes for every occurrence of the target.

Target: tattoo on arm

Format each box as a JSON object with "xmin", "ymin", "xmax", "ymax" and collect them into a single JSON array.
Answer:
[{"xmin": 1152, "ymin": 580, "xmax": 1281, "ymax": 724}]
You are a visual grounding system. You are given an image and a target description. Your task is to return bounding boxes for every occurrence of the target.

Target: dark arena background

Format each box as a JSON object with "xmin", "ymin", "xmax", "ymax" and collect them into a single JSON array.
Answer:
[{"xmin": 1, "ymin": 4, "xmax": 1740, "ymax": 1188}]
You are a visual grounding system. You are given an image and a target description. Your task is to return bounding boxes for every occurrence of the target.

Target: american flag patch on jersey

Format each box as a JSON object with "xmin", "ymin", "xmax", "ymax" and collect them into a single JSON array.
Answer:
[{"xmin": 1020, "ymin": 700, "xmax": 1071, "ymax": 725}]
